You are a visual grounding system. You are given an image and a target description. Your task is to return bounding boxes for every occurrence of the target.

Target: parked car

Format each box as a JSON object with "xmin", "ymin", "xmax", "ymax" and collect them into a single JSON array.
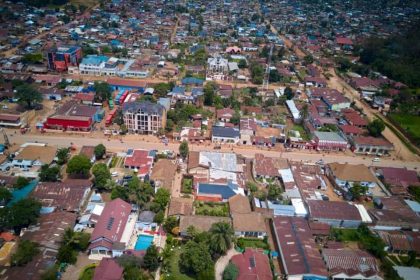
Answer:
[{"xmin": 0, "ymin": 162, "xmax": 12, "ymax": 172}]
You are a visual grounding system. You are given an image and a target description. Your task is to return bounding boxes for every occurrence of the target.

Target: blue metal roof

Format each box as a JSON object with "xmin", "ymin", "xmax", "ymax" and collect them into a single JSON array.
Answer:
[
  {"xmin": 198, "ymin": 183, "xmax": 236, "ymax": 199},
  {"xmin": 81, "ymin": 55, "xmax": 108, "ymax": 66},
  {"xmin": 182, "ymin": 77, "xmax": 204, "ymax": 85}
]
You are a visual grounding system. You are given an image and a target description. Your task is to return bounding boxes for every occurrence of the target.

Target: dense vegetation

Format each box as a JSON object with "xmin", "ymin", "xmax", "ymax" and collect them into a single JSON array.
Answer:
[{"xmin": 359, "ymin": 22, "xmax": 420, "ymax": 87}]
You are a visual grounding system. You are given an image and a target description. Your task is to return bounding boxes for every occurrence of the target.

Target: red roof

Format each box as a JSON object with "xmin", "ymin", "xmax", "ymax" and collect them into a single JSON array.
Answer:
[
  {"xmin": 90, "ymin": 198, "xmax": 132, "ymax": 245},
  {"xmin": 381, "ymin": 167, "xmax": 419, "ymax": 187},
  {"xmin": 0, "ymin": 113, "xmax": 20, "ymax": 122},
  {"xmin": 336, "ymin": 37, "xmax": 353, "ymax": 45},
  {"xmin": 339, "ymin": 125, "xmax": 363, "ymax": 135},
  {"xmin": 93, "ymin": 258, "xmax": 123, "ymax": 280},
  {"xmin": 353, "ymin": 136, "xmax": 393, "ymax": 147},
  {"xmin": 273, "ymin": 217, "xmax": 328, "ymax": 277},
  {"xmin": 217, "ymin": 108, "xmax": 235, "ymax": 119},
  {"xmin": 231, "ymin": 248, "xmax": 272, "ymax": 280},
  {"xmin": 74, "ymin": 92, "xmax": 95, "ymax": 102},
  {"xmin": 0, "ymin": 232, "xmax": 17, "ymax": 242},
  {"xmin": 124, "ymin": 150, "xmax": 154, "ymax": 176},
  {"xmin": 342, "ymin": 110, "xmax": 368, "ymax": 127},
  {"xmin": 308, "ymin": 200, "xmax": 362, "ymax": 221},
  {"xmin": 107, "ymin": 77, "xmax": 147, "ymax": 88}
]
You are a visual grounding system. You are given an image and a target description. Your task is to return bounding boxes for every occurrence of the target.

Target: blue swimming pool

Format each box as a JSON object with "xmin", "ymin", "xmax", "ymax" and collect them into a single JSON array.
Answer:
[
  {"xmin": 134, "ymin": 234, "xmax": 154, "ymax": 251},
  {"xmin": 8, "ymin": 180, "xmax": 38, "ymax": 206}
]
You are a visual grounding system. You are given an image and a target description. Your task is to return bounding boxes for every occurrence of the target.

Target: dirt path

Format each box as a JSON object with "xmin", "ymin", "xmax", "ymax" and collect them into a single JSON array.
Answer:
[
  {"xmin": 61, "ymin": 253, "xmax": 97, "ymax": 280},
  {"xmin": 214, "ymin": 248, "xmax": 241, "ymax": 280},
  {"xmin": 326, "ymin": 69, "xmax": 418, "ymax": 161}
]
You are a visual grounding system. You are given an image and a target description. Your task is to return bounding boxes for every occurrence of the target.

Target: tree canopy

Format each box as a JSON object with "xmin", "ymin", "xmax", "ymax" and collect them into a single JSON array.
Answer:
[
  {"xmin": 94, "ymin": 144, "xmax": 106, "ymax": 160},
  {"xmin": 92, "ymin": 163, "xmax": 111, "ymax": 191},
  {"xmin": 0, "ymin": 198, "xmax": 42, "ymax": 234},
  {"xmin": 179, "ymin": 140, "xmax": 189, "ymax": 159},
  {"xmin": 67, "ymin": 155, "xmax": 92, "ymax": 177},
  {"xmin": 15, "ymin": 84, "xmax": 42, "ymax": 109},
  {"xmin": 56, "ymin": 148, "xmax": 70, "ymax": 165},
  {"xmin": 93, "ymin": 81, "xmax": 112, "ymax": 102},
  {"xmin": 11, "ymin": 240, "xmax": 39, "ymax": 266},
  {"xmin": 143, "ymin": 244, "xmax": 159, "ymax": 271},
  {"xmin": 179, "ymin": 241, "xmax": 213, "ymax": 276},
  {"xmin": 367, "ymin": 119, "xmax": 385, "ymax": 137},
  {"xmin": 39, "ymin": 164, "xmax": 60, "ymax": 182},
  {"xmin": 209, "ymin": 222, "xmax": 234, "ymax": 256}
]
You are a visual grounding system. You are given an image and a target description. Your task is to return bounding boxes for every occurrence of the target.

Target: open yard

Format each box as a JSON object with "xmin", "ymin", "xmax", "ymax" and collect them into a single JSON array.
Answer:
[
  {"xmin": 194, "ymin": 201, "xmax": 229, "ymax": 217},
  {"xmin": 165, "ymin": 247, "xmax": 194, "ymax": 280},
  {"xmin": 236, "ymin": 238, "xmax": 270, "ymax": 250},
  {"xmin": 389, "ymin": 113, "xmax": 420, "ymax": 140},
  {"xmin": 181, "ymin": 178, "xmax": 193, "ymax": 194},
  {"xmin": 290, "ymin": 124, "xmax": 310, "ymax": 140}
]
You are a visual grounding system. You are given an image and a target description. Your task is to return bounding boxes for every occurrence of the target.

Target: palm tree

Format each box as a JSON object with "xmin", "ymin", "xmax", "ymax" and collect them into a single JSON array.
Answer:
[{"xmin": 209, "ymin": 222, "xmax": 234, "ymax": 255}]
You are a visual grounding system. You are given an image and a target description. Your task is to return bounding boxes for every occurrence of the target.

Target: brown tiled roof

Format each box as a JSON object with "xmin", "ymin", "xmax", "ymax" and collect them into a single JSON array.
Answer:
[
  {"xmin": 168, "ymin": 197, "xmax": 193, "ymax": 216},
  {"xmin": 151, "ymin": 159, "xmax": 177, "ymax": 190},
  {"xmin": 0, "ymin": 113, "xmax": 20, "ymax": 122},
  {"xmin": 79, "ymin": 146, "xmax": 95, "ymax": 159},
  {"xmin": 93, "ymin": 258, "xmax": 123, "ymax": 280},
  {"xmin": 231, "ymin": 248, "xmax": 272, "ymax": 280},
  {"xmin": 329, "ymin": 163, "xmax": 376, "ymax": 183},
  {"xmin": 228, "ymin": 194, "xmax": 251, "ymax": 214},
  {"xmin": 187, "ymin": 151, "xmax": 200, "ymax": 170},
  {"xmin": 254, "ymin": 154, "xmax": 288, "ymax": 177},
  {"xmin": 15, "ymin": 145, "xmax": 57, "ymax": 164},
  {"xmin": 232, "ymin": 213, "xmax": 266, "ymax": 232},
  {"xmin": 179, "ymin": 215, "xmax": 231, "ymax": 233},
  {"xmin": 353, "ymin": 136, "xmax": 393, "ymax": 148}
]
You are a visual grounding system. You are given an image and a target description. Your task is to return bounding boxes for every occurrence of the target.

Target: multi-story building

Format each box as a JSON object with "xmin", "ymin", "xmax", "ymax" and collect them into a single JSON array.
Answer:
[
  {"xmin": 47, "ymin": 46, "xmax": 82, "ymax": 71},
  {"xmin": 79, "ymin": 55, "xmax": 149, "ymax": 77},
  {"xmin": 122, "ymin": 101, "xmax": 166, "ymax": 134},
  {"xmin": 206, "ymin": 55, "xmax": 228, "ymax": 80}
]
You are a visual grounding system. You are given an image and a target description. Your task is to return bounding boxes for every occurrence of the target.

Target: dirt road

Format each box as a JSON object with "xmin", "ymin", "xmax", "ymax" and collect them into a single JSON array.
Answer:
[
  {"xmin": 326, "ymin": 69, "xmax": 418, "ymax": 161},
  {"xmin": 6, "ymin": 131, "xmax": 420, "ymax": 170},
  {"xmin": 214, "ymin": 248, "xmax": 240, "ymax": 280}
]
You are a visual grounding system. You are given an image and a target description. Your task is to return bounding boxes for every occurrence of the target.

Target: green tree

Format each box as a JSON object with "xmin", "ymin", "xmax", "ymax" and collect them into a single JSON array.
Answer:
[
  {"xmin": 303, "ymin": 55, "xmax": 314, "ymax": 65},
  {"xmin": 284, "ymin": 86, "xmax": 294, "ymax": 100},
  {"xmin": 111, "ymin": 185, "xmax": 129, "ymax": 201},
  {"xmin": 367, "ymin": 119, "xmax": 385, "ymax": 137},
  {"xmin": 154, "ymin": 211, "xmax": 164, "ymax": 224},
  {"xmin": 56, "ymin": 147, "xmax": 70, "ymax": 165},
  {"xmin": 267, "ymin": 184, "xmax": 282, "ymax": 200},
  {"xmin": 223, "ymin": 263, "xmax": 239, "ymax": 280},
  {"xmin": 11, "ymin": 240, "xmax": 39, "ymax": 266},
  {"xmin": 209, "ymin": 222, "xmax": 234, "ymax": 256},
  {"xmin": 14, "ymin": 176, "xmax": 29, "ymax": 189},
  {"xmin": 0, "ymin": 187, "xmax": 12, "ymax": 205},
  {"xmin": 154, "ymin": 188, "xmax": 170, "ymax": 211},
  {"xmin": 57, "ymin": 244, "xmax": 77, "ymax": 264},
  {"xmin": 408, "ymin": 186, "xmax": 420, "ymax": 202},
  {"xmin": 92, "ymin": 163, "xmax": 111, "ymax": 191},
  {"xmin": 299, "ymin": 103, "xmax": 309, "ymax": 120},
  {"xmin": 249, "ymin": 62, "xmax": 264, "ymax": 85},
  {"xmin": 2, "ymin": 198, "xmax": 41, "ymax": 234},
  {"xmin": 93, "ymin": 81, "xmax": 111, "ymax": 102},
  {"xmin": 143, "ymin": 244, "xmax": 159, "ymax": 271},
  {"xmin": 269, "ymin": 69, "xmax": 281, "ymax": 82},
  {"xmin": 94, "ymin": 144, "xmax": 106, "ymax": 160},
  {"xmin": 67, "ymin": 155, "xmax": 92, "ymax": 177},
  {"xmin": 350, "ymin": 183, "xmax": 368, "ymax": 200},
  {"xmin": 230, "ymin": 111, "xmax": 241, "ymax": 126},
  {"xmin": 39, "ymin": 164, "xmax": 60, "ymax": 182},
  {"xmin": 22, "ymin": 53, "xmax": 43, "ymax": 64},
  {"xmin": 15, "ymin": 84, "xmax": 42, "ymax": 109},
  {"xmin": 204, "ymin": 82, "xmax": 217, "ymax": 106},
  {"xmin": 238, "ymin": 59, "xmax": 247, "ymax": 69},
  {"xmin": 246, "ymin": 182, "xmax": 258, "ymax": 193},
  {"xmin": 163, "ymin": 216, "xmax": 178, "ymax": 233},
  {"xmin": 179, "ymin": 241, "xmax": 213, "ymax": 275},
  {"xmin": 179, "ymin": 140, "xmax": 189, "ymax": 160},
  {"xmin": 154, "ymin": 83, "xmax": 173, "ymax": 97},
  {"xmin": 124, "ymin": 266, "xmax": 149, "ymax": 280}
]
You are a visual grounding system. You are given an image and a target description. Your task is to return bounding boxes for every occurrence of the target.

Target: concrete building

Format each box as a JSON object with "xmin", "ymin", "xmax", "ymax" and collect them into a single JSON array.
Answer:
[{"xmin": 122, "ymin": 101, "xmax": 166, "ymax": 134}]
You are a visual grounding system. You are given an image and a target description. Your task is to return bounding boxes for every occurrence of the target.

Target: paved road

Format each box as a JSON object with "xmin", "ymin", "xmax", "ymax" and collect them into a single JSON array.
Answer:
[{"xmin": 8, "ymin": 133, "xmax": 420, "ymax": 170}]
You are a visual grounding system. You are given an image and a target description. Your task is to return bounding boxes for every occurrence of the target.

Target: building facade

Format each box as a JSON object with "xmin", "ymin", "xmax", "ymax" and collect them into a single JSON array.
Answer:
[{"xmin": 122, "ymin": 101, "xmax": 166, "ymax": 134}]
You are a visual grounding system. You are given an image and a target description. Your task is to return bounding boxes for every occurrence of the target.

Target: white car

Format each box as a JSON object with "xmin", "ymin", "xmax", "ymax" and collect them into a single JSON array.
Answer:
[
  {"xmin": 372, "ymin": 158, "xmax": 380, "ymax": 162},
  {"xmin": 111, "ymin": 172, "xmax": 119, "ymax": 177}
]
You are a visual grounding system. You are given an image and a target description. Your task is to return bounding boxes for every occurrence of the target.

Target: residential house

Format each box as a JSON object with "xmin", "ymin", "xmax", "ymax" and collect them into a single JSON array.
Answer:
[
  {"xmin": 93, "ymin": 258, "xmax": 124, "ymax": 280},
  {"xmin": 253, "ymin": 154, "xmax": 289, "ymax": 179},
  {"xmin": 239, "ymin": 118, "xmax": 257, "ymax": 145},
  {"xmin": 307, "ymin": 200, "xmax": 363, "ymax": 228},
  {"xmin": 217, "ymin": 108, "xmax": 235, "ymax": 122},
  {"xmin": 327, "ymin": 163, "xmax": 377, "ymax": 190},
  {"xmin": 377, "ymin": 167, "xmax": 419, "ymax": 196},
  {"xmin": 272, "ymin": 216, "xmax": 328, "ymax": 279},
  {"xmin": 31, "ymin": 179, "xmax": 91, "ymax": 212},
  {"xmin": 150, "ymin": 159, "xmax": 176, "ymax": 191},
  {"xmin": 230, "ymin": 249, "xmax": 273, "ymax": 280},
  {"xmin": 0, "ymin": 113, "xmax": 22, "ymax": 128},
  {"xmin": 196, "ymin": 182, "xmax": 244, "ymax": 202},
  {"xmin": 122, "ymin": 101, "xmax": 166, "ymax": 134},
  {"xmin": 304, "ymin": 76, "xmax": 327, "ymax": 87},
  {"xmin": 124, "ymin": 149, "xmax": 154, "ymax": 177},
  {"xmin": 88, "ymin": 198, "xmax": 132, "ymax": 259},
  {"xmin": 168, "ymin": 197, "xmax": 193, "ymax": 217},
  {"xmin": 322, "ymin": 248, "xmax": 382, "ymax": 280},
  {"xmin": 12, "ymin": 144, "xmax": 56, "ymax": 169}
]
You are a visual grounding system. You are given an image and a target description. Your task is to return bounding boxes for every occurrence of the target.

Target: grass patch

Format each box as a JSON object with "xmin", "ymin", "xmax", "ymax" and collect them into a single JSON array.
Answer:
[
  {"xmin": 79, "ymin": 263, "xmax": 97, "ymax": 280},
  {"xmin": 237, "ymin": 238, "xmax": 270, "ymax": 250},
  {"xmin": 331, "ymin": 228, "xmax": 359, "ymax": 241},
  {"xmin": 181, "ymin": 178, "xmax": 193, "ymax": 194},
  {"xmin": 290, "ymin": 124, "xmax": 310, "ymax": 140},
  {"xmin": 166, "ymin": 247, "xmax": 195, "ymax": 280},
  {"xmin": 194, "ymin": 201, "xmax": 229, "ymax": 217},
  {"xmin": 389, "ymin": 113, "xmax": 420, "ymax": 142},
  {"xmin": 110, "ymin": 156, "xmax": 121, "ymax": 168}
]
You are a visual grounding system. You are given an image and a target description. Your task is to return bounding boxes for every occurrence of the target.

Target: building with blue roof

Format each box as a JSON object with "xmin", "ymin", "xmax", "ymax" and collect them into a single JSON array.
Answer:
[
  {"xmin": 182, "ymin": 77, "xmax": 204, "ymax": 86},
  {"xmin": 212, "ymin": 126, "xmax": 240, "ymax": 144},
  {"xmin": 197, "ymin": 182, "xmax": 241, "ymax": 201}
]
